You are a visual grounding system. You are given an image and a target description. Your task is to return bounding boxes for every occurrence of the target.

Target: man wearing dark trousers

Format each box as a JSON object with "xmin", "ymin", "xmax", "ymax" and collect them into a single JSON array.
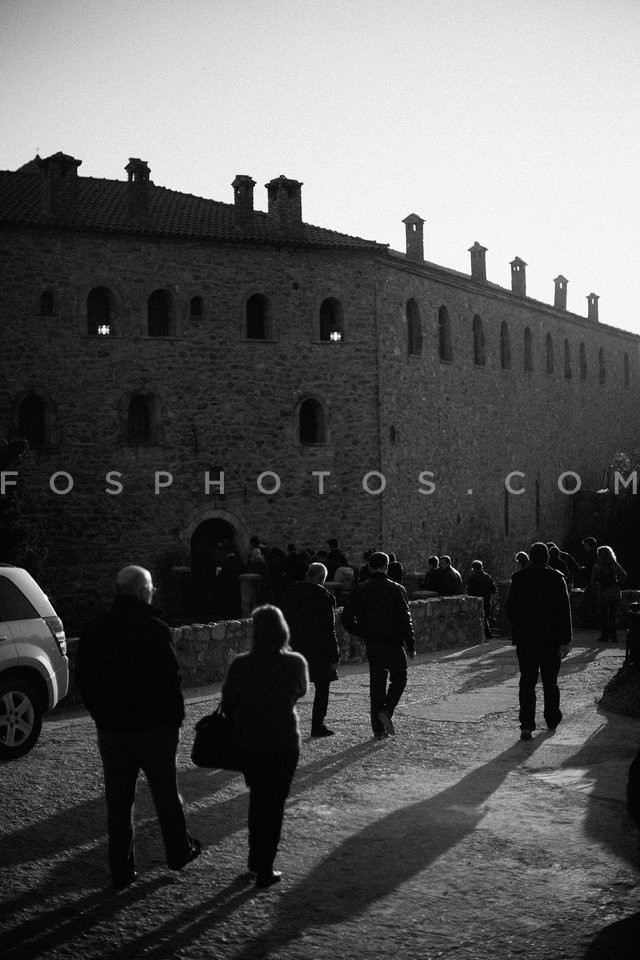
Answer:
[
  {"xmin": 341, "ymin": 552, "xmax": 416, "ymax": 739},
  {"xmin": 281, "ymin": 562, "xmax": 340, "ymax": 737},
  {"xmin": 77, "ymin": 565, "xmax": 200, "ymax": 889},
  {"xmin": 504, "ymin": 542, "xmax": 572, "ymax": 741}
]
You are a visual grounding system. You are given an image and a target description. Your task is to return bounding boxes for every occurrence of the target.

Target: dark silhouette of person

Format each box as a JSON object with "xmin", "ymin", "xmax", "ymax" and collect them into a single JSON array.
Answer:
[
  {"xmin": 422, "ymin": 555, "xmax": 440, "ymax": 591},
  {"xmin": 466, "ymin": 559, "xmax": 496, "ymax": 639},
  {"xmin": 76, "ymin": 565, "xmax": 200, "ymax": 889},
  {"xmin": 437, "ymin": 556, "xmax": 463, "ymax": 596},
  {"xmin": 387, "ymin": 552, "xmax": 404, "ymax": 584}
]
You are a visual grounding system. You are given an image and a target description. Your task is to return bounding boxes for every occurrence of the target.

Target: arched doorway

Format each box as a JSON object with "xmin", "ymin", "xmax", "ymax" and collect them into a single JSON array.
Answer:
[{"xmin": 190, "ymin": 518, "xmax": 241, "ymax": 619}]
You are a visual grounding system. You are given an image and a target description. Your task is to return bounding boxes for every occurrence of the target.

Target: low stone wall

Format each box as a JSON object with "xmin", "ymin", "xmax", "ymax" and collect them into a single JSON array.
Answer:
[{"xmin": 63, "ymin": 595, "xmax": 484, "ymax": 706}]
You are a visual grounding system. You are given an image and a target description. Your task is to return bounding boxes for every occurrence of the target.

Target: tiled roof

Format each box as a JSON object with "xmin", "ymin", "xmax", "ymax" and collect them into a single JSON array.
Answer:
[{"xmin": 0, "ymin": 160, "xmax": 386, "ymax": 251}]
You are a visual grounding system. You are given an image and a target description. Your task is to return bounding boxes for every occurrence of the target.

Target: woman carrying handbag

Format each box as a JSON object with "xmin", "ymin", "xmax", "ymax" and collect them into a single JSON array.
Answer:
[{"xmin": 220, "ymin": 604, "xmax": 309, "ymax": 888}]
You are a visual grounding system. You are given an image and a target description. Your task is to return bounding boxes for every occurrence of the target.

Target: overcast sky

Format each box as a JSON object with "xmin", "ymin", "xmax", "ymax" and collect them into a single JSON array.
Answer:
[{"xmin": 2, "ymin": 0, "xmax": 638, "ymax": 333}]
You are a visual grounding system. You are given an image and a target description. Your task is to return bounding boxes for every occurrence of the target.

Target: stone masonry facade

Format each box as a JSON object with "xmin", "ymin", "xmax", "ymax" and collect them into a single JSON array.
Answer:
[{"xmin": 1, "ymin": 152, "xmax": 639, "ymax": 628}]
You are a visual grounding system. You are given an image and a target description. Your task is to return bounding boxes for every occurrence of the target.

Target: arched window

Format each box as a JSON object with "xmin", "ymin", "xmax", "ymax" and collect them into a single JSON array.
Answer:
[
  {"xmin": 438, "ymin": 305, "xmax": 452, "ymax": 361},
  {"xmin": 147, "ymin": 289, "xmax": 174, "ymax": 337},
  {"xmin": 126, "ymin": 395, "xmax": 156, "ymax": 446},
  {"xmin": 624, "ymin": 352, "xmax": 630, "ymax": 387},
  {"xmin": 546, "ymin": 333, "xmax": 554, "ymax": 374},
  {"xmin": 524, "ymin": 327, "xmax": 533, "ymax": 372},
  {"xmin": 190, "ymin": 296, "xmax": 203, "ymax": 318},
  {"xmin": 39, "ymin": 290, "xmax": 55, "ymax": 315},
  {"xmin": 246, "ymin": 294, "xmax": 272, "ymax": 340},
  {"xmin": 599, "ymin": 347, "xmax": 606, "ymax": 385},
  {"xmin": 319, "ymin": 297, "xmax": 344, "ymax": 342},
  {"xmin": 17, "ymin": 394, "xmax": 47, "ymax": 447},
  {"xmin": 87, "ymin": 286, "xmax": 113, "ymax": 336},
  {"xmin": 407, "ymin": 299, "xmax": 422, "ymax": 356},
  {"xmin": 472, "ymin": 314, "xmax": 485, "ymax": 366},
  {"xmin": 299, "ymin": 398, "xmax": 326, "ymax": 445},
  {"xmin": 579, "ymin": 343, "xmax": 587, "ymax": 381},
  {"xmin": 564, "ymin": 339, "xmax": 572, "ymax": 379},
  {"xmin": 500, "ymin": 322, "xmax": 511, "ymax": 370}
]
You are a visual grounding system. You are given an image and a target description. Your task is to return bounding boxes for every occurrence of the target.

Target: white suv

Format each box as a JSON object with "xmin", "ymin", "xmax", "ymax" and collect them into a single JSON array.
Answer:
[{"xmin": 0, "ymin": 565, "xmax": 69, "ymax": 759}]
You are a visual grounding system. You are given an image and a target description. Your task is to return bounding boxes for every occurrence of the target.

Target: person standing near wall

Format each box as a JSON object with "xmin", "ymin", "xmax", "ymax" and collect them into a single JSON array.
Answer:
[
  {"xmin": 466, "ymin": 560, "xmax": 497, "ymax": 640},
  {"xmin": 592, "ymin": 545, "xmax": 627, "ymax": 643},
  {"xmin": 220, "ymin": 605, "xmax": 309, "ymax": 888}
]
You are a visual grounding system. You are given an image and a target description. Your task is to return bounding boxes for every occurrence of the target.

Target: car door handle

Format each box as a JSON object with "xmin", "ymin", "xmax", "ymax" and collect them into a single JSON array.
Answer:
[{"xmin": 0, "ymin": 635, "xmax": 9, "ymax": 642}]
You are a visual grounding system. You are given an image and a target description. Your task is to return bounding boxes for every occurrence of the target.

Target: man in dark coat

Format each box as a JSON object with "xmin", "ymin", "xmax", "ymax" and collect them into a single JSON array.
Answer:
[
  {"xmin": 281, "ymin": 562, "xmax": 340, "ymax": 737},
  {"xmin": 437, "ymin": 556, "xmax": 463, "ymax": 596},
  {"xmin": 341, "ymin": 552, "xmax": 416, "ymax": 740},
  {"xmin": 76, "ymin": 565, "xmax": 200, "ymax": 889},
  {"xmin": 466, "ymin": 559, "xmax": 496, "ymax": 639},
  {"xmin": 504, "ymin": 542, "xmax": 572, "ymax": 741}
]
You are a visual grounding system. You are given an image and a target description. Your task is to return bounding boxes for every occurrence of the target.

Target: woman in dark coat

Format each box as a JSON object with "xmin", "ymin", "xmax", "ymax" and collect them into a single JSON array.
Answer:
[{"xmin": 220, "ymin": 605, "xmax": 308, "ymax": 888}]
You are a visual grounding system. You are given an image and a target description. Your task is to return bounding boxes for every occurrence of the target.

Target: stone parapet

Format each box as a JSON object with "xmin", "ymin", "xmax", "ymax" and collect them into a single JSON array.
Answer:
[{"xmin": 62, "ymin": 595, "xmax": 484, "ymax": 705}]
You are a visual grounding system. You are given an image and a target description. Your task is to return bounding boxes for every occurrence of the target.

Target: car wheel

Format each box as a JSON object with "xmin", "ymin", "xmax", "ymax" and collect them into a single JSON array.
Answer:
[{"xmin": 0, "ymin": 679, "xmax": 43, "ymax": 760}]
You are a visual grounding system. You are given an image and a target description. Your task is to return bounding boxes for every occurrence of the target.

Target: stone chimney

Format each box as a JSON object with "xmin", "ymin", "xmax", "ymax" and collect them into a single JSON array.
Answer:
[
  {"xmin": 402, "ymin": 214, "xmax": 424, "ymax": 262},
  {"xmin": 554, "ymin": 275, "xmax": 568, "ymax": 311},
  {"xmin": 587, "ymin": 292, "xmax": 599, "ymax": 322},
  {"xmin": 38, "ymin": 152, "xmax": 81, "ymax": 219},
  {"xmin": 232, "ymin": 175, "xmax": 256, "ymax": 231},
  {"xmin": 468, "ymin": 242, "xmax": 488, "ymax": 283},
  {"xmin": 510, "ymin": 257, "xmax": 527, "ymax": 297},
  {"xmin": 125, "ymin": 158, "xmax": 152, "ymax": 218},
  {"xmin": 265, "ymin": 175, "xmax": 303, "ymax": 233}
]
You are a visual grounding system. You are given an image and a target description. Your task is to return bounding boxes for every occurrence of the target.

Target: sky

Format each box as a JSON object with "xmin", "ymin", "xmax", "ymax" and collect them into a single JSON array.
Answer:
[{"xmin": 2, "ymin": 0, "xmax": 639, "ymax": 332}]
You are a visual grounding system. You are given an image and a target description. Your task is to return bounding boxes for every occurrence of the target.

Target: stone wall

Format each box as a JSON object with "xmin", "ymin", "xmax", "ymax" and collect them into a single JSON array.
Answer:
[{"xmin": 63, "ymin": 595, "xmax": 484, "ymax": 705}]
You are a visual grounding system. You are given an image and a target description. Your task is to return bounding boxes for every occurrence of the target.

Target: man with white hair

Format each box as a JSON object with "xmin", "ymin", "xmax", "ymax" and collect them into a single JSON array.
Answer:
[
  {"xmin": 77, "ymin": 565, "xmax": 200, "ymax": 889},
  {"xmin": 281, "ymin": 562, "xmax": 340, "ymax": 737}
]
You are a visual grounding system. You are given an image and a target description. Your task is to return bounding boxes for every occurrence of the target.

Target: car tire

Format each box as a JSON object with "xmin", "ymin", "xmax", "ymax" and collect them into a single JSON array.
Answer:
[{"xmin": 0, "ymin": 678, "xmax": 43, "ymax": 760}]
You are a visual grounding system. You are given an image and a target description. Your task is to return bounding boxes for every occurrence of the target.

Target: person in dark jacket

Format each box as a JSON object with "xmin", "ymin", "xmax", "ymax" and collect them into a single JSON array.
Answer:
[
  {"xmin": 591, "ymin": 544, "xmax": 627, "ymax": 643},
  {"xmin": 466, "ymin": 559, "xmax": 496, "ymax": 639},
  {"xmin": 504, "ymin": 543, "xmax": 572, "ymax": 741},
  {"xmin": 437, "ymin": 556, "xmax": 463, "ymax": 596},
  {"xmin": 76, "ymin": 565, "xmax": 200, "ymax": 889},
  {"xmin": 422, "ymin": 555, "xmax": 440, "ymax": 591},
  {"xmin": 341, "ymin": 552, "xmax": 416, "ymax": 739},
  {"xmin": 281, "ymin": 563, "xmax": 340, "ymax": 737},
  {"xmin": 387, "ymin": 552, "xmax": 404, "ymax": 584},
  {"xmin": 221, "ymin": 605, "xmax": 309, "ymax": 888}
]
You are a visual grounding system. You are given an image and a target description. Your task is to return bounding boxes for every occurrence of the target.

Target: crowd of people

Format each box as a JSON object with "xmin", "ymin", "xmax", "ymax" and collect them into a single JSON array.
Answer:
[{"xmin": 75, "ymin": 532, "xmax": 629, "ymax": 891}]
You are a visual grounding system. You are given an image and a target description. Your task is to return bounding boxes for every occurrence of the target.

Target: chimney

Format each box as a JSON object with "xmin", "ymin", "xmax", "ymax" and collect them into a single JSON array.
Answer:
[
  {"xmin": 38, "ymin": 152, "xmax": 81, "ymax": 219},
  {"xmin": 402, "ymin": 214, "xmax": 425, "ymax": 262},
  {"xmin": 468, "ymin": 241, "xmax": 488, "ymax": 283},
  {"xmin": 510, "ymin": 257, "xmax": 527, "ymax": 297},
  {"xmin": 587, "ymin": 292, "xmax": 599, "ymax": 322},
  {"xmin": 232, "ymin": 175, "xmax": 256, "ymax": 231},
  {"xmin": 265, "ymin": 175, "xmax": 303, "ymax": 233},
  {"xmin": 554, "ymin": 275, "xmax": 568, "ymax": 311},
  {"xmin": 125, "ymin": 158, "xmax": 152, "ymax": 218}
]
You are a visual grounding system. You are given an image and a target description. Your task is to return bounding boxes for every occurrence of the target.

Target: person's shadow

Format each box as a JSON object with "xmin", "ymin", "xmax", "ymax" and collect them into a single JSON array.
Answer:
[{"xmin": 228, "ymin": 736, "xmax": 548, "ymax": 960}]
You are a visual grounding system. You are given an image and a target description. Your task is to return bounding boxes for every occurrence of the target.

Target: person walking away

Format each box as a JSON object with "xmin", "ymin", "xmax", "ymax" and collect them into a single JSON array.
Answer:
[
  {"xmin": 76, "ymin": 565, "xmax": 200, "ymax": 889},
  {"xmin": 504, "ymin": 542, "xmax": 572, "ymax": 741},
  {"xmin": 220, "ymin": 605, "xmax": 309, "ymax": 888},
  {"xmin": 592, "ymin": 545, "xmax": 627, "ymax": 643},
  {"xmin": 333, "ymin": 552, "xmax": 357, "ymax": 598},
  {"xmin": 387, "ymin": 552, "xmax": 404, "ymax": 584},
  {"xmin": 466, "ymin": 560, "xmax": 497, "ymax": 640},
  {"xmin": 281, "ymin": 563, "xmax": 340, "ymax": 737},
  {"xmin": 341, "ymin": 552, "xmax": 416, "ymax": 740}
]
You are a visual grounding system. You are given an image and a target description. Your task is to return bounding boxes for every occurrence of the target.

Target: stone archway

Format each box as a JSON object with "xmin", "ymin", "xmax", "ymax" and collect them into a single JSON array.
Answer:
[{"xmin": 190, "ymin": 517, "xmax": 242, "ymax": 620}]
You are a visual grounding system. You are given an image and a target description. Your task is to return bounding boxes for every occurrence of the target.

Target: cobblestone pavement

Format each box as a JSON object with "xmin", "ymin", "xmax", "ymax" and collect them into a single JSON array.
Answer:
[{"xmin": 2, "ymin": 631, "xmax": 640, "ymax": 960}]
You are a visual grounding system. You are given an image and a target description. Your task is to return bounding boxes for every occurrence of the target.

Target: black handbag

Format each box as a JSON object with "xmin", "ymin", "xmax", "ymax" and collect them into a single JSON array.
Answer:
[{"xmin": 191, "ymin": 705, "xmax": 244, "ymax": 771}]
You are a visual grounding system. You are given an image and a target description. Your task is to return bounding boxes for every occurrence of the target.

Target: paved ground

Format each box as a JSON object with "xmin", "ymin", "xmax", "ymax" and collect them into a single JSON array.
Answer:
[{"xmin": 2, "ymin": 629, "xmax": 640, "ymax": 960}]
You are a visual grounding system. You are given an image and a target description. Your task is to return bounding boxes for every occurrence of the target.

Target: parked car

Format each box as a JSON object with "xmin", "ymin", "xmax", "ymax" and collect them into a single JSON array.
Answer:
[{"xmin": 0, "ymin": 564, "xmax": 69, "ymax": 759}]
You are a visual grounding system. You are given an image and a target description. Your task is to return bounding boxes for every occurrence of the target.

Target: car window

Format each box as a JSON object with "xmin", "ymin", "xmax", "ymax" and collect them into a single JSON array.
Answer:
[{"xmin": 0, "ymin": 576, "xmax": 39, "ymax": 622}]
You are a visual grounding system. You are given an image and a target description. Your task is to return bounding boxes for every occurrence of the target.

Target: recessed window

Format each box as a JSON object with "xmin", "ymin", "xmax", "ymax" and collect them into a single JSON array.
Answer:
[
  {"xmin": 524, "ymin": 327, "xmax": 533, "ymax": 372},
  {"xmin": 39, "ymin": 290, "xmax": 55, "ymax": 316},
  {"xmin": 500, "ymin": 322, "xmax": 511, "ymax": 370},
  {"xmin": 407, "ymin": 299, "xmax": 422, "ymax": 356},
  {"xmin": 624, "ymin": 352, "xmax": 630, "ymax": 387},
  {"xmin": 599, "ymin": 347, "xmax": 606, "ymax": 385},
  {"xmin": 472, "ymin": 314, "xmax": 485, "ymax": 366},
  {"xmin": 579, "ymin": 343, "xmax": 587, "ymax": 381},
  {"xmin": 299, "ymin": 398, "xmax": 326, "ymax": 444},
  {"xmin": 246, "ymin": 293, "xmax": 272, "ymax": 340},
  {"xmin": 87, "ymin": 286, "xmax": 113, "ymax": 336},
  {"xmin": 546, "ymin": 333, "xmax": 554, "ymax": 374},
  {"xmin": 190, "ymin": 296, "xmax": 203, "ymax": 318},
  {"xmin": 564, "ymin": 339, "xmax": 572, "ymax": 379},
  {"xmin": 126, "ymin": 395, "xmax": 156, "ymax": 446},
  {"xmin": 438, "ymin": 305, "xmax": 452, "ymax": 361},
  {"xmin": 148, "ymin": 289, "xmax": 174, "ymax": 337},
  {"xmin": 17, "ymin": 394, "xmax": 47, "ymax": 447},
  {"xmin": 320, "ymin": 297, "xmax": 344, "ymax": 342}
]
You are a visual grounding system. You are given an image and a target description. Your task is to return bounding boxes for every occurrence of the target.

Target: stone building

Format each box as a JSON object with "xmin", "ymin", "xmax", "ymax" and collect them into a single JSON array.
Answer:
[{"xmin": 1, "ymin": 151, "xmax": 638, "ymax": 626}]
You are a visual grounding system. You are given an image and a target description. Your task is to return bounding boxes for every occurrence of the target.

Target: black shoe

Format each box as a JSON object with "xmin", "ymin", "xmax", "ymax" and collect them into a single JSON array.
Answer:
[
  {"xmin": 255, "ymin": 870, "xmax": 282, "ymax": 889},
  {"xmin": 520, "ymin": 729, "xmax": 533, "ymax": 741},
  {"xmin": 311, "ymin": 725, "xmax": 335, "ymax": 737},
  {"xmin": 169, "ymin": 838, "xmax": 201, "ymax": 871},
  {"xmin": 112, "ymin": 871, "xmax": 137, "ymax": 890},
  {"xmin": 373, "ymin": 731, "xmax": 389, "ymax": 741},
  {"xmin": 378, "ymin": 710, "xmax": 396, "ymax": 736}
]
